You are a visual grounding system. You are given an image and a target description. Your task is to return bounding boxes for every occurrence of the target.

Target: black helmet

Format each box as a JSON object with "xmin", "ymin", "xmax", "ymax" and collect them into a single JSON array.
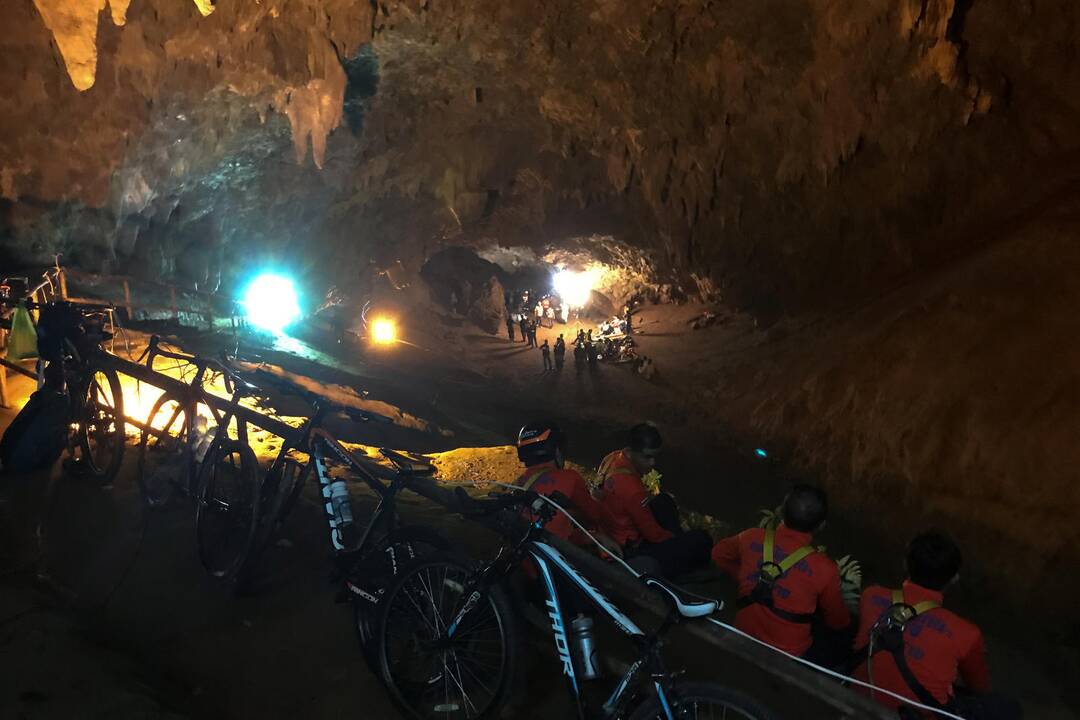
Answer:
[{"xmin": 517, "ymin": 422, "xmax": 565, "ymax": 466}]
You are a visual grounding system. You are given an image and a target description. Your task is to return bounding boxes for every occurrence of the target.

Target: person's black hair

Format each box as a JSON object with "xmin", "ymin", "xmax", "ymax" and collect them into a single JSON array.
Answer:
[
  {"xmin": 629, "ymin": 422, "xmax": 662, "ymax": 453},
  {"xmin": 781, "ymin": 484, "xmax": 828, "ymax": 532},
  {"xmin": 907, "ymin": 531, "xmax": 962, "ymax": 591}
]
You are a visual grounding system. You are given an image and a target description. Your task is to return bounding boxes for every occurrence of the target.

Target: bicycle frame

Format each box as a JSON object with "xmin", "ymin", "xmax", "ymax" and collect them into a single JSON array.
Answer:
[
  {"xmin": 263, "ymin": 418, "xmax": 411, "ymax": 562},
  {"xmin": 445, "ymin": 507, "xmax": 684, "ymax": 720},
  {"xmin": 140, "ymin": 338, "xmax": 253, "ymax": 497},
  {"xmin": 528, "ymin": 540, "xmax": 681, "ymax": 720}
]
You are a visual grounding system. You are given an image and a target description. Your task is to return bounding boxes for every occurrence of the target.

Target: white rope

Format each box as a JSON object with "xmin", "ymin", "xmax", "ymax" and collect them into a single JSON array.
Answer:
[
  {"xmin": 702, "ymin": 617, "xmax": 965, "ymax": 720},
  {"xmin": 447, "ymin": 479, "xmax": 967, "ymax": 720}
]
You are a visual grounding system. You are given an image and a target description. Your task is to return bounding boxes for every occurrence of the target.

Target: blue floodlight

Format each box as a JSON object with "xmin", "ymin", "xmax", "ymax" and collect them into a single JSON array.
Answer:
[
  {"xmin": 755, "ymin": 448, "xmax": 768, "ymax": 458},
  {"xmin": 241, "ymin": 273, "xmax": 301, "ymax": 334}
]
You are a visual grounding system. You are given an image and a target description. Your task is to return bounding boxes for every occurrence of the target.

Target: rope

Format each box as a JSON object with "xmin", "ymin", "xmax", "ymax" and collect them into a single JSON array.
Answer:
[{"xmin": 452, "ymin": 479, "xmax": 967, "ymax": 720}]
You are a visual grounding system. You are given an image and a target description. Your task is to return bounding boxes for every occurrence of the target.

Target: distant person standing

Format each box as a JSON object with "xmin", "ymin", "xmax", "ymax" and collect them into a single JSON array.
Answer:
[
  {"xmin": 519, "ymin": 315, "xmax": 529, "ymax": 344},
  {"xmin": 574, "ymin": 340, "xmax": 586, "ymax": 371},
  {"xmin": 554, "ymin": 335, "xmax": 566, "ymax": 370},
  {"xmin": 528, "ymin": 319, "xmax": 539, "ymax": 348},
  {"xmin": 540, "ymin": 340, "xmax": 552, "ymax": 371},
  {"xmin": 506, "ymin": 314, "xmax": 516, "ymax": 341}
]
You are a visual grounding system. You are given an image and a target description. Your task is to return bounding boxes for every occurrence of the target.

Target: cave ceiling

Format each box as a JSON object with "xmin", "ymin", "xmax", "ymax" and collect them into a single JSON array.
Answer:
[{"xmin": 1, "ymin": 0, "xmax": 1077, "ymax": 314}]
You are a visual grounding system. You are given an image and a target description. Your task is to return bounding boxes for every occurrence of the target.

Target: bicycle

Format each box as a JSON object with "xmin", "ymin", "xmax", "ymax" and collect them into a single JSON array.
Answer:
[
  {"xmin": 2, "ymin": 297, "xmax": 127, "ymax": 482},
  {"xmin": 218, "ymin": 368, "xmax": 451, "ymax": 661},
  {"xmin": 132, "ymin": 336, "xmax": 278, "ymax": 583},
  {"xmin": 374, "ymin": 489, "xmax": 775, "ymax": 720}
]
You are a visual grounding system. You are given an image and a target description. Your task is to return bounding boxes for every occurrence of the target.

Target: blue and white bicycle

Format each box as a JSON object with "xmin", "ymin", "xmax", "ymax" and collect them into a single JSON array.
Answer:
[{"xmin": 374, "ymin": 488, "xmax": 775, "ymax": 720}]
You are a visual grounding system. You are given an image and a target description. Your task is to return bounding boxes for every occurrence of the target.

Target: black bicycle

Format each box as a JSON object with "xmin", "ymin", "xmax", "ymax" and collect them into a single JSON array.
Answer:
[
  {"xmin": 4, "ymin": 298, "xmax": 127, "ymax": 482},
  {"xmin": 224, "ymin": 369, "xmax": 450, "ymax": 662},
  {"xmin": 375, "ymin": 489, "xmax": 775, "ymax": 720}
]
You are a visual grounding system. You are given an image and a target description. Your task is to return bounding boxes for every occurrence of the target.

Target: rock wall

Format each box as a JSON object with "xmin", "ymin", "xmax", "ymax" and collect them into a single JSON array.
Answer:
[
  {"xmin": 2, "ymin": 0, "xmax": 1079, "ymax": 312},
  {"xmin": 703, "ymin": 203, "xmax": 1080, "ymax": 618}
]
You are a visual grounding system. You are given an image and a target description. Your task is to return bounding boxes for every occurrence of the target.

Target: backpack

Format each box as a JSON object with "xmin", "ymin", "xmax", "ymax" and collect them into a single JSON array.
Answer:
[
  {"xmin": 0, "ymin": 389, "xmax": 69, "ymax": 473},
  {"xmin": 738, "ymin": 523, "xmax": 822, "ymax": 623}
]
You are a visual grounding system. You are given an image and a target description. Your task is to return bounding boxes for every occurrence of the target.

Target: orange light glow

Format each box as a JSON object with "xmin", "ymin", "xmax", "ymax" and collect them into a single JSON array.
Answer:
[{"xmin": 371, "ymin": 318, "xmax": 397, "ymax": 345}]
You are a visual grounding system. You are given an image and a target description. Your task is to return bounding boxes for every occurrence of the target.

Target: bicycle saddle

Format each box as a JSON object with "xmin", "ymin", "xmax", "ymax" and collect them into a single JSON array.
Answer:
[
  {"xmin": 642, "ymin": 575, "xmax": 719, "ymax": 619},
  {"xmin": 380, "ymin": 448, "xmax": 436, "ymax": 475}
]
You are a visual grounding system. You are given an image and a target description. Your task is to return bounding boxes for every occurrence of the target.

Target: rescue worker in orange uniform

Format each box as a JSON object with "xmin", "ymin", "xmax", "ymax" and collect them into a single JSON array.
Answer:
[
  {"xmin": 514, "ymin": 422, "xmax": 617, "ymax": 552},
  {"xmin": 852, "ymin": 532, "xmax": 1022, "ymax": 719},
  {"xmin": 595, "ymin": 423, "xmax": 711, "ymax": 578},
  {"xmin": 711, "ymin": 484, "xmax": 851, "ymax": 661}
]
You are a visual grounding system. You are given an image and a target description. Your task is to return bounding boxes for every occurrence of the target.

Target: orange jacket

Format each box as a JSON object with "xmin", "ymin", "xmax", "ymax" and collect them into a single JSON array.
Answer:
[
  {"xmin": 711, "ymin": 524, "xmax": 850, "ymax": 656},
  {"xmin": 595, "ymin": 450, "xmax": 674, "ymax": 548},
  {"xmin": 853, "ymin": 582, "xmax": 990, "ymax": 712},
  {"xmin": 514, "ymin": 462, "xmax": 612, "ymax": 546}
]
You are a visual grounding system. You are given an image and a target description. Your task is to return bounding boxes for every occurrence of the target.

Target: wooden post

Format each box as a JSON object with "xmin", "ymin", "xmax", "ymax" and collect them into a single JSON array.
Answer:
[
  {"xmin": 123, "ymin": 280, "xmax": 133, "ymax": 320},
  {"xmin": 58, "ymin": 269, "xmax": 68, "ymax": 300}
]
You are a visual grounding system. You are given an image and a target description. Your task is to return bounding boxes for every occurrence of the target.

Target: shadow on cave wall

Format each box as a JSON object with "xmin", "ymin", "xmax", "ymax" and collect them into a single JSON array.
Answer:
[{"xmin": 342, "ymin": 45, "xmax": 379, "ymax": 136}]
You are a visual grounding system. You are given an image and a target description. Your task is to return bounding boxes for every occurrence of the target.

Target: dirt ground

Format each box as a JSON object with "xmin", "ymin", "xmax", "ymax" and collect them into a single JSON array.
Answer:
[{"xmin": 0, "ymin": 304, "xmax": 1075, "ymax": 719}]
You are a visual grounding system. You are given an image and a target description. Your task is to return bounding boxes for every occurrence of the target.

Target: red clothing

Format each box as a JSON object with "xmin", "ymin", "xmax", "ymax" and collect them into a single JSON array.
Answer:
[
  {"xmin": 711, "ymin": 524, "xmax": 850, "ymax": 655},
  {"xmin": 853, "ymin": 582, "xmax": 990, "ymax": 711},
  {"xmin": 514, "ymin": 462, "xmax": 611, "ymax": 546},
  {"xmin": 595, "ymin": 450, "xmax": 674, "ymax": 548}
]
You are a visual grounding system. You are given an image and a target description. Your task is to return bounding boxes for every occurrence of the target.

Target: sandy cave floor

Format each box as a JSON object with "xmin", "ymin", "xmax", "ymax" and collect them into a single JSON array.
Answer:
[{"xmin": 0, "ymin": 306, "xmax": 1075, "ymax": 719}]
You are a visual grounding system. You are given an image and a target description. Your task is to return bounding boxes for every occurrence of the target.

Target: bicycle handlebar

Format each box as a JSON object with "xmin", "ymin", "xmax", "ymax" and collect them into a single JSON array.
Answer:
[{"xmin": 452, "ymin": 486, "xmax": 563, "ymax": 523}]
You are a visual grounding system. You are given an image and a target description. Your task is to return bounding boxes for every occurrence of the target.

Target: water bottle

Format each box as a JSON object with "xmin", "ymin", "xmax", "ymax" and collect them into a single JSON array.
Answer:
[
  {"xmin": 190, "ymin": 416, "xmax": 216, "ymax": 463},
  {"xmin": 327, "ymin": 479, "xmax": 357, "ymax": 549},
  {"xmin": 570, "ymin": 615, "xmax": 600, "ymax": 680}
]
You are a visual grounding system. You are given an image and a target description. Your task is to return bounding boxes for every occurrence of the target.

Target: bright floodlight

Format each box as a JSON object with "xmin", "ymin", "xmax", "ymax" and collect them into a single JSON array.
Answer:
[
  {"xmin": 371, "ymin": 317, "xmax": 397, "ymax": 345},
  {"xmin": 242, "ymin": 273, "xmax": 300, "ymax": 334},
  {"xmin": 554, "ymin": 269, "xmax": 594, "ymax": 308}
]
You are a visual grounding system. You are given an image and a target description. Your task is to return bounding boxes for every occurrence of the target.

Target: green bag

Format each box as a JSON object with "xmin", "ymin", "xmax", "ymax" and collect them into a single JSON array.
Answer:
[{"xmin": 6, "ymin": 305, "xmax": 38, "ymax": 360}]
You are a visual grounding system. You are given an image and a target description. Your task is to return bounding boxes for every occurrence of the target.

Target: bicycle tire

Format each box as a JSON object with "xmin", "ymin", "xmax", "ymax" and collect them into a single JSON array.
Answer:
[
  {"xmin": 233, "ymin": 459, "xmax": 303, "ymax": 589},
  {"xmin": 194, "ymin": 439, "xmax": 259, "ymax": 582},
  {"xmin": 352, "ymin": 525, "xmax": 452, "ymax": 669},
  {"xmin": 627, "ymin": 680, "xmax": 775, "ymax": 720},
  {"xmin": 75, "ymin": 364, "xmax": 125, "ymax": 482},
  {"xmin": 136, "ymin": 393, "xmax": 190, "ymax": 509},
  {"xmin": 377, "ymin": 552, "xmax": 518, "ymax": 720}
]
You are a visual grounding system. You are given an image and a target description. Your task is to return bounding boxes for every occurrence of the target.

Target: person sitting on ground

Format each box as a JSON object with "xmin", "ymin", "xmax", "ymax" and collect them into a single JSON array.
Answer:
[
  {"xmin": 514, "ymin": 422, "xmax": 618, "ymax": 554},
  {"xmin": 852, "ymin": 532, "xmax": 1022, "ymax": 720},
  {"xmin": 594, "ymin": 423, "xmax": 712, "ymax": 578},
  {"xmin": 711, "ymin": 484, "xmax": 851, "ymax": 662}
]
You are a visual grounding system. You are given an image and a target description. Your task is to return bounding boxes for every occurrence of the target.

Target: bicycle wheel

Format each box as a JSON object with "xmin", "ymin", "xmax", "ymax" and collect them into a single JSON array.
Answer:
[
  {"xmin": 377, "ymin": 553, "xmax": 518, "ymax": 720},
  {"xmin": 627, "ymin": 681, "xmax": 775, "ymax": 720},
  {"xmin": 75, "ymin": 365, "xmax": 125, "ymax": 482},
  {"xmin": 194, "ymin": 439, "xmax": 259, "ymax": 580},
  {"xmin": 234, "ymin": 458, "xmax": 304, "ymax": 588},
  {"xmin": 352, "ymin": 525, "xmax": 451, "ymax": 668},
  {"xmin": 136, "ymin": 393, "xmax": 189, "ymax": 509}
]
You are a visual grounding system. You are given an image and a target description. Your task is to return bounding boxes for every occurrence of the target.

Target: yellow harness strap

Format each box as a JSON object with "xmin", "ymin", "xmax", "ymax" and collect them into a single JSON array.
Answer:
[
  {"xmin": 891, "ymin": 589, "xmax": 940, "ymax": 616},
  {"xmin": 519, "ymin": 468, "xmax": 550, "ymax": 492},
  {"xmin": 763, "ymin": 524, "xmax": 820, "ymax": 573}
]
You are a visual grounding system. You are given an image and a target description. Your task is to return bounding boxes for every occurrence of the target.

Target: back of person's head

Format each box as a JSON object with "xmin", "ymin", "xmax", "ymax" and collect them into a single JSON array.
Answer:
[
  {"xmin": 629, "ymin": 422, "xmax": 662, "ymax": 454},
  {"xmin": 517, "ymin": 421, "xmax": 566, "ymax": 467},
  {"xmin": 906, "ymin": 531, "xmax": 962, "ymax": 591},
  {"xmin": 781, "ymin": 484, "xmax": 828, "ymax": 532}
]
